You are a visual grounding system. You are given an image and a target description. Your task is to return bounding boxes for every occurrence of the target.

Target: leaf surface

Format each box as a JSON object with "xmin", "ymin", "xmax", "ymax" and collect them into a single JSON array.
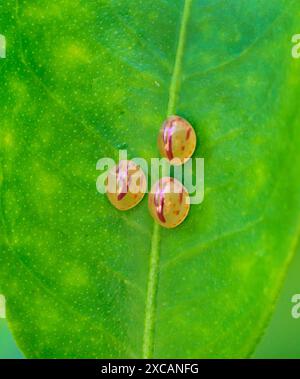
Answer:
[{"xmin": 1, "ymin": 0, "xmax": 300, "ymax": 358}]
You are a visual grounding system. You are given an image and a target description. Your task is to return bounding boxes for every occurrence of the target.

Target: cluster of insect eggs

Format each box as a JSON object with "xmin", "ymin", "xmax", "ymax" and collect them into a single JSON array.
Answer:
[{"xmin": 105, "ymin": 116, "xmax": 197, "ymax": 228}]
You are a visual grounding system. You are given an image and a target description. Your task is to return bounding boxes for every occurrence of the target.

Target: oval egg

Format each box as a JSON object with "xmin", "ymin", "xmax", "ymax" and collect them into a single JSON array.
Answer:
[
  {"xmin": 158, "ymin": 115, "xmax": 197, "ymax": 165},
  {"xmin": 106, "ymin": 160, "xmax": 146, "ymax": 211},
  {"xmin": 148, "ymin": 177, "xmax": 190, "ymax": 228}
]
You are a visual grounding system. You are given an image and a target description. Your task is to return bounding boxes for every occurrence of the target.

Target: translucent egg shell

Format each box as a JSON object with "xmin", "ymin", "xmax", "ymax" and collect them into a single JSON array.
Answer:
[
  {"xmin": 106, "ymin": 160, "xmax": 146, "ymax": 211},
  {"xmin": 148, "ymin": 177, "xmax": 190, "ymax": 228},
  {"xmin": 158, "ymin": 115, "xmax": 197, "ymax": 165}
]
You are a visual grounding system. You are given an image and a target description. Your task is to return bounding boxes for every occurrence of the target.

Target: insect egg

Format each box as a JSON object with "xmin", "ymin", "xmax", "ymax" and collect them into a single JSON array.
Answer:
[
  {"xmin": 106, "ymin": 160, "xmax": 146, "ymax": 211},
  {"xmin": 158, "ymin": 115, "xmax": 197, "ymax": 165},
  {"xmin": 148, "ymin": 177, "xmax": 190, "ymax": 228}
]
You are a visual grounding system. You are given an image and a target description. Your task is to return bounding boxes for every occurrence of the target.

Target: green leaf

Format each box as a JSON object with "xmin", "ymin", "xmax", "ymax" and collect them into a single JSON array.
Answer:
[
  {"xmin": 1, "ymin": 0, "xmax": 300, "ymax": 358},
  {"xmin": 0, "ymin": 320, "xmax": 23, "ymax": 358}
]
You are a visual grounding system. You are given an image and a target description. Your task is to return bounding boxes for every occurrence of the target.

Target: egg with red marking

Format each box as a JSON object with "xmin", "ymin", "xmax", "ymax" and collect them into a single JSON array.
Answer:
[
  {"xmin": 158, "ymin": 115, "xmax": 197, "ymax": 165},
  {"xmin": 148, "ymin": 177, "xmax": 190, "ymax": 228},
  {"xmin": 106, "ymin": 160, "xmax": 146, "ymax": 210}
]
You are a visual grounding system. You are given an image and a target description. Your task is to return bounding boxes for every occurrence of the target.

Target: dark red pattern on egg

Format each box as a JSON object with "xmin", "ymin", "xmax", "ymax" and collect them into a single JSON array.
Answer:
[
  {"xmin": 154, "ymin": 183, "xmax": 166, "ymax": 223},
  {"xmin": 186, "ymin": 127, "xmax": 192, "ymax": 141},
  {"xmin": 116, "ymin": 162, "xmax": 129, "ymax": 201},
  {"xmin": 163, "ymin": 119, "xmax": 176, "ymax": 161},
  {"xmin": 179, "ymin": 190, "xmax": 183, "ymax": 205}
]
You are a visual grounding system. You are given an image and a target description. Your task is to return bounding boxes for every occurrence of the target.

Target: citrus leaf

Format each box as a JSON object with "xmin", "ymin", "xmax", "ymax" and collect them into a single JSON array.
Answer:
[{"xmin": 1, "ymin": 0, "xmax": 300, "ymax": 358}]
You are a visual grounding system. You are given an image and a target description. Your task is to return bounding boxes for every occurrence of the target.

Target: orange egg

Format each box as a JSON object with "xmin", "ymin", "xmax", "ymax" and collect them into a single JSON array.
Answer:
[
  {"xmin": 158, "ymin": 115, "xmax": 196, "ymax": 165},
  {"xmin": 148, "ymin": 177, "xmax": 190, "ymax": 228},
  {"xmin": 106, "ymin": 160, "xmax": 146, "ymax": 210}
]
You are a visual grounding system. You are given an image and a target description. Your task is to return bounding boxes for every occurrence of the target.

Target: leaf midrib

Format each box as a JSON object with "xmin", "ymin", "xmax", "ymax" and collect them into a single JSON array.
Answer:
[{"xmin": 142, "ymin": 0, "xmax": 193, "ymax": 359}]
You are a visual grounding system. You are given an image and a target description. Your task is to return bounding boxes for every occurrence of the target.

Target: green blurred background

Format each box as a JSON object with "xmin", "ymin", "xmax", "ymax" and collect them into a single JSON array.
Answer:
[{"xmin": 1, "ymin": 247, "xmax": 299, "ymax": 359}]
